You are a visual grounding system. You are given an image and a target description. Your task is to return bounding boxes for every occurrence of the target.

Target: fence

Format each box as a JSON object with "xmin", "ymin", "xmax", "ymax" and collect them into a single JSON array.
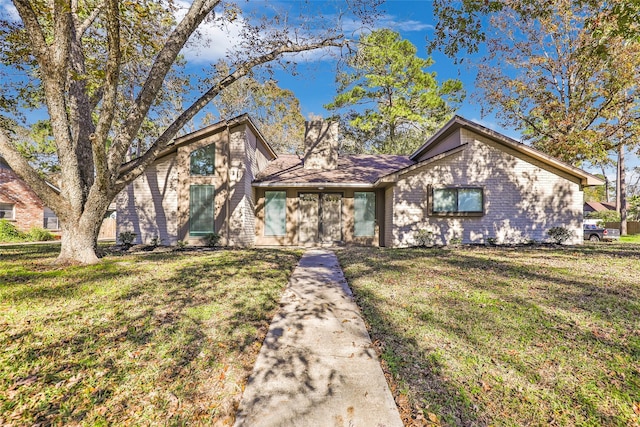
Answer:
[
  {"xmin": 604, "ymin": 221, "xmax": 640, "ymax": 235},
  {"xmin": 98, "ymin": 217, "xmax": 116, "ymax": 240}
]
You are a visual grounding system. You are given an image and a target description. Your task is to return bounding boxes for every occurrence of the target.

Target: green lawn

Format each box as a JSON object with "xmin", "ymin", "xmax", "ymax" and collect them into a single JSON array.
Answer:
[
  {"xmin": 620, "ymin": 234, "xmax": 640, "ymax": 244},
  {"xmin": 338, "ymin": 245, "xmax": 640, "ymax": 426},
  {"xmin": 0, "ymin": 244, "xmax": 301, "ymax": 426}
]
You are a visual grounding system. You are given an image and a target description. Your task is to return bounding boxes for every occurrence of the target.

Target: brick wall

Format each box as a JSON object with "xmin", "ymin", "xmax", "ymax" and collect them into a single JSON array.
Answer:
[
  {"xmin": 389, "ymin": 128, "xmax": 584, "ymax": 246},
  {"xmin": 0, "ymin": 167, "xmax": 45, "ymax": 232}
]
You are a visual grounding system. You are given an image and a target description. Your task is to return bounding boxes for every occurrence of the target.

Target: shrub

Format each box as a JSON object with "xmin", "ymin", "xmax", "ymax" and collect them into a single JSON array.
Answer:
[
  {"xmin": 0, "ymin": 219, "xmax": 25, "ymax": 242},
  {"xmin": 176, "ymin": 240, "xmax": 188, "ymax": 250},
  {"xmin": 118, "ymin": 231, "xmax": 137, "ymax": 247},
  {"xmin": 547, "ymin": 226, "xmax": 573, "ymax": 245},
  {"xmin": 415, "ymin": 229, "xmax": 435, "ymax": 247},
  {"xmin": 448, "ymin": 236, "xmax": 463, "ymax": 247},
  {"xmin": 149, "ymin": 235, "xmax": 163, "ymax": 247},
  {"xmin": 586, "ymin": 210, "xmax": 620, "ymax": 222},
  {"xmin": 204, "ymin": 232, "xmax": 221, "ymax": 247},
  {"xmin": 26, "ymin": 227, "xmax": 54, "ymax": 242}
]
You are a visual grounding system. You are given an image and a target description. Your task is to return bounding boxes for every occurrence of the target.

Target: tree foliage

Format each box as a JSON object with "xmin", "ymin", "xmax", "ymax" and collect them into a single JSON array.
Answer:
[
  {"xmin": 325, "ymin": 29, "xmax": 464, "ymax": 154},
  {"xmin": 0, "ymin": 0, "xmax": 377, "ymax": 263},
  {"xmin": 473, "ymin": 1, "xmax": 640, "ymax": 165},
  {"xmin": 209, "ymin": 61, "xmax": 305, "ymax": 155}
]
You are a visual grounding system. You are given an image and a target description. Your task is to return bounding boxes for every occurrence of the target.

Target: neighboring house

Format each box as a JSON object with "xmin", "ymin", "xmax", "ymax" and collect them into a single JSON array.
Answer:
[
  {"xmin": 0, "ymin": 157, "xmax": 60, "ymax": 232},
  {"xmin": 117, "ymin": 115, "xmax": 603, "ymax": 247},
  {"xmin": 584, "ymin": 201, "xmax": 617, "ymax": 216}
]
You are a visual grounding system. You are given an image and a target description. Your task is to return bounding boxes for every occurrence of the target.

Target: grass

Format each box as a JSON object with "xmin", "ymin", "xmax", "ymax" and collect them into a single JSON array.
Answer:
[
  {"xmin": 0, "ymin": 244, "xmax": 301, "ymax": 426},
  {"xmin": 621, "ymin": 234, "xmax": 640, "ymax": 244},
  {"xmin": 337, "ymin": 244, "xmax": 640, "ymax": 426}
]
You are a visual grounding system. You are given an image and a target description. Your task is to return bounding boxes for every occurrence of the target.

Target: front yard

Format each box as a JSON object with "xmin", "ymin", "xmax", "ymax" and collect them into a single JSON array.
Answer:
[
  {"xmin": 0, "ymin": 245, "xmax": 301, "ymax": 426},
  {"xmin": 338, "ymin": 244, "xmax": 640, "ymax": 426}
]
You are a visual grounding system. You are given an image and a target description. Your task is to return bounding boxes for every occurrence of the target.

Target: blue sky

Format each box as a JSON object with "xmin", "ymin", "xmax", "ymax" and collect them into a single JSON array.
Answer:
[{"xmin": 1, "ymin": 0, "xmax": 637, "ymax": 175}]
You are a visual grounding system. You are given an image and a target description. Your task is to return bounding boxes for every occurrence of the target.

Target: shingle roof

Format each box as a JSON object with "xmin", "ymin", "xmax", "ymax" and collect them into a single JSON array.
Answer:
[
  {"xmin": 584, "ymin": 201, "xmax": 616, "ymax": 212},
  {"xmin": 254, "ymin": 154, "xmax": 414, "ymax": 186}
]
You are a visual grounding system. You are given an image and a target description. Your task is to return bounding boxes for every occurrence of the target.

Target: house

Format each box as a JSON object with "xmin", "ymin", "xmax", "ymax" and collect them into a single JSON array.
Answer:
[
  {"xmin": 584, "ymin": 201, "xmax": 616, "ymax": 216},
  {"xmin": 0, "ymin": 157, "xmax": 60, "ymax": 232},
  {"xmin": 116, "ymin": 115, "xmax": 603, "ymax": 247}
]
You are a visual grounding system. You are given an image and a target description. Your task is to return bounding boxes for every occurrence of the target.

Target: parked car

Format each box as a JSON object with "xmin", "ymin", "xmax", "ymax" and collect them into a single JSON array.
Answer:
[{"xmin": 583, "ymin": 223, "xmax": 620, "ymax": 242}]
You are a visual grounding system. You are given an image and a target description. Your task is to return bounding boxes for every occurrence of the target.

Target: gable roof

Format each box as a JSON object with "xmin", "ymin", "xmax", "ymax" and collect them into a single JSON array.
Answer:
[
  {"xmin": 584, "ymin": 201, "xmax": 616, "ymax": 212},
  {"xmin": 410, "ymin": 116, "xmax": 604, "ymax": 187},
  {"xmin": 253, "ymin": 154, "xmax": 413, "ymax": 187}
]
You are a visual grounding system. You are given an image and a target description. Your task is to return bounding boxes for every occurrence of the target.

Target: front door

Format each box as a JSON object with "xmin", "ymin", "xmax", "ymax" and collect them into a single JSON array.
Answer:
[{"xmin": 299, "ymin": 192, "xmax": 342, "ymax": 245}]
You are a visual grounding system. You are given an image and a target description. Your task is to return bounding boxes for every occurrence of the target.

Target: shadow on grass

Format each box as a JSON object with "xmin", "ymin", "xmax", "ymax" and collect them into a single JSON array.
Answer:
[
  {"xmin": 338, "ymin": 246, "xmax": 640, "ymax": 425},
  {"xmin": 0, "ymin": 248, "xmax": 302, "ymax": 426}
]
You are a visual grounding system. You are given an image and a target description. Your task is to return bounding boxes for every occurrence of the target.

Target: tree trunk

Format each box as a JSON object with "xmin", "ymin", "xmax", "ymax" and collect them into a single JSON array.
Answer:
[
  {"xmin": 619, "ymin": 144, "xmax": 627, "ymax": 236},
  {"xmin": 57, "ymin": 201, "xmax": 109, "ymax": 264}
]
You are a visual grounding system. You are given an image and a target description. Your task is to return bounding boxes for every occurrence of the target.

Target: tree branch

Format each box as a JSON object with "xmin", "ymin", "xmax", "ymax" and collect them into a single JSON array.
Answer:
[
  {"xmin": 116, "ymin": 36, "xmax": 344, "ymax": 185},
  {"xmin": 93, "ymin": 0, "xmax": 121, "ymax": 186},
  {"xmin": 107, "ymin": 0, "xmax": 222, "ymax": 173}
]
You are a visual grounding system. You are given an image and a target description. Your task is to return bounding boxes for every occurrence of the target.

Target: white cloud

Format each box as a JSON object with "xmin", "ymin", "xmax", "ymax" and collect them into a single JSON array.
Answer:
[
  {"xmin": 174, "ymin": 0, "xmax": 247, "ymax": 63},
  {"xmin": 342, "ymin": 14, "xmax": 433, "ymax": 37}
]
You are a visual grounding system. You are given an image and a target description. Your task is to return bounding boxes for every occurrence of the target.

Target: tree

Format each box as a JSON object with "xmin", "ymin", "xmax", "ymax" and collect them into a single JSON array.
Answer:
[
  {"xmin": 210, "ymin": 61, "xmax": 305, "ymax": 155},
  {"xmin": 0, "ymin": 0, "xmax": 378, "ymax": 264},
  {"xmin": 431, "ymin": 0, "xmax": 640, "ymax": 235},
  {"xmin": 325, "ymin": 29, "xmax": 464, "ymax": 154}
]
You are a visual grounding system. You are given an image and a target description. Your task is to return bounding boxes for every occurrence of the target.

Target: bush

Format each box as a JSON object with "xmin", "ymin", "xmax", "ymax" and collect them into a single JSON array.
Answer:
[
  {"xmin": 26, "ymin": 227, "xmax": 54, "ymax": 242},
  {"xmin": 0, "ymin": 219, "xmax": 25, "ymax": 242},
  {"xmin": 118, "ymin": 231, "xmax": 137, "ymax": 247},
  {"xmin": 586, "ymin": 210, "xmax": 620, "ymax": 222},
  {"xmin": 204, "ymin": 232, "xmax": 221, "ymax": 247},
  {"xmin": 415, "ymin": 229, "xmax": 435, "ymax": 247},
  {"xmin": 149, "ymin": 235, "xmax": 163, "ymax": 247},
  {"xmin": 547, "ymin": 226, "xmax": 573, "ymax": 245}
]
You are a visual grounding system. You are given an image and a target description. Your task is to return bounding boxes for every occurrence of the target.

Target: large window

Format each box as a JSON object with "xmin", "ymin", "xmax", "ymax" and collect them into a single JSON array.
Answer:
[
  {"xmin": 430, "ymin": 187, "xmax": 483, "ymax": 216},
  {"xmin": 190, "ymin": 144, "xmax": 215, "ymax": 176},
  {"xmin": 264, "ymin": 191, "xmax": 286, "ymax": 236},
  {"xmin": 0, "ymin": 203, "xmax": 14, "ymax": 220},
  {"xmin": 354, "ymin": 192, "xmax": 376, "ymax": 237},
  {"xmin": 189, "ymin": 185, "xmax": 215, "ymax": 236}
]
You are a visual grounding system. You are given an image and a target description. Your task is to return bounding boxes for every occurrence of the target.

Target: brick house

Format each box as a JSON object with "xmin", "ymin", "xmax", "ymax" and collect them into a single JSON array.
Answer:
[
  {"xmin": 0, "ymin": 157, "xmax": 60, "ymax": 232},
  {"xmin": 117, "ymin": 115, "xmax": 603, "ymax": 247}
]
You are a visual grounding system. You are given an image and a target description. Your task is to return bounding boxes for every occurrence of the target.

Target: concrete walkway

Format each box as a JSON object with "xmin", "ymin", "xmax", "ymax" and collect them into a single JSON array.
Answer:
[{"xmin": 234, "ymin": 249, "xmax": 403, "ymax": 427}]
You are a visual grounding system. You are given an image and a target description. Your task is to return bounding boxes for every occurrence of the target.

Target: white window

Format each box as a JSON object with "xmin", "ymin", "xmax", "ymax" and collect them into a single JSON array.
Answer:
[{"xmin": 0, "ymin": 203, "xmax": 14, "ymax": 220}]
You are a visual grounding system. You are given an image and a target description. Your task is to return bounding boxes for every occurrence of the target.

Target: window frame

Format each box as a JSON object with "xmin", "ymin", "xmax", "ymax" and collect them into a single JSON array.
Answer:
[
  {"xmin": 428, "ymin": 186, "xmax": 484, "ymax": 217},
  {"xmin": 189, "ymin": 144, "xmax": 215, "ymax": 176},
  {"xmin": 264, "ymin": 191, "xmax": 287, "ymax": 237},
  {"xmin": 189, "ymin": 185, "xmax": 215, "ymax": 236},
  {"xmin": 0, "ymin": 202, "xmax": 15, "ymax": 220},
  {"xmin": 354, "ymin": 191, "xmax": 376, "ymax": 237}
]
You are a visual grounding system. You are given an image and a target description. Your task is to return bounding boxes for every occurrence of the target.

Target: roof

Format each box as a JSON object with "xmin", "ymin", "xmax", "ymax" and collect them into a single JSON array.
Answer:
[
  {"xmin": 584, "ymin": 201, "xmax": 616, "ymax": 212},
  {"xmin": 410, "ymin": 116, "xmax": 604, "ymax": 187},
  {"xmin": 253, "ymin": 154, "xmax": 414, "ymax": 187}
]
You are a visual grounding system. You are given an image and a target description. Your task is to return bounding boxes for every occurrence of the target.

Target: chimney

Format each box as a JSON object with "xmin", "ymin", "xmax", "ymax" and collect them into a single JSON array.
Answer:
[{"xmin": 303, "ymin": 120, "xmax": 338, "ymax": 170}]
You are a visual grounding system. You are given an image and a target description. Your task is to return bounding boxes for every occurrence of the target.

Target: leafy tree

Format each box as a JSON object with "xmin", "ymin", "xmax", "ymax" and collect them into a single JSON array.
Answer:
[
  {"xmin": 431, "ymin": 0, "xmax": 640, "ymax": 235},
  {"xmin": 210, "ymin": 61, "xmax": 304, "ymax": 154},
  {"xmin": 325, "ymin": 29, "xmax": 464, "ymax": 154},
  {"xmin": 0, "ymin": 0, "xmax": 378, "ymax": 264}
]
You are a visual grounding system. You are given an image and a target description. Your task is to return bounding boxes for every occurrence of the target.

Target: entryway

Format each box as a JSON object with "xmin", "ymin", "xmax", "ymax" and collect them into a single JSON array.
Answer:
[{"xmin": 299, "ymin": 192, "xmax": 342, "ymax": 245}]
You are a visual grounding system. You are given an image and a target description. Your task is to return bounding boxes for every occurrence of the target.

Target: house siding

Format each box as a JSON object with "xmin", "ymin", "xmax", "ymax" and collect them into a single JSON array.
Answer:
[
  {"xmin": 389, "ymin": 128, "xmax": 584, "ymax": 246},
  {"xmin": 227, "ymin": 124, "xmax": 256, "ymax": 246},
  {"xmin": 116, "ymin": 153, "xmax": 179, "ymax": 245}
]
